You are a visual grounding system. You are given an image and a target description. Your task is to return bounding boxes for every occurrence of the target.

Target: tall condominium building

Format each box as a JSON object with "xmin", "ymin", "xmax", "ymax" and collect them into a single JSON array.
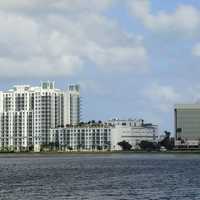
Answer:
[
  {"xmin": 64, "ymin": 84, "xmax": 80, "ymax": 125},
  {"xmin": 175, "ymin": 104, "xmax": 200, "ymax": 147},
  {"xmin": 0, "ymin": 81, "xmax": 80, "ymax": 152}
]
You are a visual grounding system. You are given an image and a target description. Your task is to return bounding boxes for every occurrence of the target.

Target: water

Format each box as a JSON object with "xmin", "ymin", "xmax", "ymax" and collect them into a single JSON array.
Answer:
[{"xmin": 0, "ymin": 153, "xmax": 200, "ymax": 200}]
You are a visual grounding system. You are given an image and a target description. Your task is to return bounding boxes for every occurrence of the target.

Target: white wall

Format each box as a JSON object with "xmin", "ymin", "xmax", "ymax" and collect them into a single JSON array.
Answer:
[
  {"xmin": 111, "ymin": 125, "xmax": 158, "ymax": 150},
  {"xmin": 63, "ymin": 92, "xmax": 70, "ymax": 125},
  {"xmin": 0, "ymin": 91, "xmax": 3, "ymax": 113}
]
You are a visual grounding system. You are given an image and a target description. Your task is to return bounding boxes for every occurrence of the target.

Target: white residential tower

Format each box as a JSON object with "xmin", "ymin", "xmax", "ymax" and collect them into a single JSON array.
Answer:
[{"xmin": 0, "ymin": 81, "xmax": 80, "ymax": 152}]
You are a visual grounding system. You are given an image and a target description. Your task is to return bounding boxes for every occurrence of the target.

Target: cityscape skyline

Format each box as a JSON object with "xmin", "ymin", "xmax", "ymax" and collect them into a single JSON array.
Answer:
[
  {"xmin": 1, "ymin": 1, "xmax": 200, "ymax": 200},
  {"xmin": 0, "ymin": 80, "xmax": 167, "ymax": 133},
  {"xmin": 0, "ymin": 81, "xmax": 158, "ymax": 152},
  {"xmin": 1, "ymin": 0, "xmax": 200, "ymax": 133}
]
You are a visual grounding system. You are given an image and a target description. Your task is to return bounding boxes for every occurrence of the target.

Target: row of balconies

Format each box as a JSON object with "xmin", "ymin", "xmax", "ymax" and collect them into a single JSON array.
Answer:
[{"xmin": 57, "ymin": 137, "xmax": 109, "ymax": 141}]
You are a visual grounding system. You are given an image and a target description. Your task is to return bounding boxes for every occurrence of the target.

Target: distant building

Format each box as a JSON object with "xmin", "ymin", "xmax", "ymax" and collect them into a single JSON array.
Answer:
[
  {"xmin": 175, "ymin": 104, "xmax": 200, "ymax": 147},
  {"xmin": 50, "ymin": 119, "xmax": 159, "ymax": 151},
  {"xmin": 0, "ymin": 82, "xmax": 81, "ymax": 152},
  {"xmin": 109, "ymin": 119, "xmax": 158, "ymax": 150},
  {"xmin": 64, "ymin": 85, "xmax": 80, "ymax": 126},
  {"xmin": 50, "ymin": 122, "xmax": 111, "ymax": 151}
]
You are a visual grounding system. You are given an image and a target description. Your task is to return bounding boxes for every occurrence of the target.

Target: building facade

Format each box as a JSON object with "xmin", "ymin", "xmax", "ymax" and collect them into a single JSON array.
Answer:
[
  {"xmin": 0, "ymin": 82, "xmax": 80, "ymax": 152},
  {"xmin": 64, "ymin": 85, "xmax": 80, "ymax": 126},
  {"xmin": 50, "ymin": 119, "xmax": 158, "ymax": 151},
  {"xmin": 175, "ymin": 104, "xmax": 200, "ymax": 147},
  {"xmin": 50, "ymin": 123, "xmax": 111, "ymax": 151},
  {"xmin": 109, "ymin": 119, "xmax": 158, "ymax": 150}
]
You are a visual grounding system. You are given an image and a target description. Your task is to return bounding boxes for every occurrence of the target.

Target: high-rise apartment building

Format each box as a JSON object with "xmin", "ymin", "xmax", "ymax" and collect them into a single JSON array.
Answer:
[
  {"xmin": 64, "ymin": 85, "xmax": 80, "ymax": 125},
  {"xmin": 0, "ymin": 81, "xmax": 80, "ymax": 152}
]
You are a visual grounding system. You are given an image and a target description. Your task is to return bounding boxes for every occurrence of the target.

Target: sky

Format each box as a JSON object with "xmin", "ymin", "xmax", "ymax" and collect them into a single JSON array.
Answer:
[{"xmin": 0, "ymin": 0, "xmax": 200, "ymax": 134}]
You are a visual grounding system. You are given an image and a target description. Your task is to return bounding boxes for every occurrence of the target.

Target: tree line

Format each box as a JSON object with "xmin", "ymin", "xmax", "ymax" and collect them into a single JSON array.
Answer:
[{"xmin": 118, "ymin": 131, "xmax": 174, "ymax": 151}]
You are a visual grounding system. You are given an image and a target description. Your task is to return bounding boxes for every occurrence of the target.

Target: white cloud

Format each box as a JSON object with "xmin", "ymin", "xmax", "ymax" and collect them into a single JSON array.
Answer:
[
  {"xmin": 143, "ymin": 83, "xmax": 200, "ymax": 112},
  {"xmin": 79, "ymin": 80, "xmax": 111, "ymax": 96},
  {"xmin": 143, "ymin": 83, "xmax": 181, "ymax": 112},
  {"xmin": 128, "ymin": 0, "xmax": 200, "ymax": 36},
  {"xmin": 192, "ymin": 43, "xmax": 200, "ymax": 57},
  {"xmin": 0, "ymin": 0, "xmax": 148, "ymax": 79},
  {"xmin": 0, "ymin": 0, "xmax": 113, "ymax": 13},
  {"xmin": 86, "ymin": 43, "xmax": 148, "ymax": 71}
]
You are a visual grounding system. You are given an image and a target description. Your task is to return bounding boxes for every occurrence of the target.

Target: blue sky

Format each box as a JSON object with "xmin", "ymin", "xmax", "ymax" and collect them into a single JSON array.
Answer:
[{"xmin": 0, "ymin": 0, "xmax": 200, "ymax": 134}]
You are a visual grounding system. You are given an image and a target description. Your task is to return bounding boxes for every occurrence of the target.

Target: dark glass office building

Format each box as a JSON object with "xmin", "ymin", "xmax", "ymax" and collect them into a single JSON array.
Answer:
[{"xmin": 175, "ymin": 104, "xmax": 200, "ymax": 146}]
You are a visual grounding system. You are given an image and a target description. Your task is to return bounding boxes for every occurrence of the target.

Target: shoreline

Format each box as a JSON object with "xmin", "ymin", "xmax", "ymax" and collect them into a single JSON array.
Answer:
[{"xmin": 1, "ymin": 150, "xmax": 200, "ymax": 155}]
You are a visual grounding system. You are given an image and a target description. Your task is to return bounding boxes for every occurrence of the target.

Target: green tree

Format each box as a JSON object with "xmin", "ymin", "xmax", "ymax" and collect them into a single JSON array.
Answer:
[
  {"xmin": 139, "ymin": 140, "xmax": 158, "ymax": 151},
  {"xmin": 118, "ymin": 140, "xmax": 132, "ymax": 151},
  {"xmin": 159, "ymin": 131, "xmax": 174, "ymax": 150}
]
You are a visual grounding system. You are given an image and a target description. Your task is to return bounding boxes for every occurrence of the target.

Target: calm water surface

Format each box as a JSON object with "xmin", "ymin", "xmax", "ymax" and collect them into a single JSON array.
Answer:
[{"xmin": 0, "ymin": 153, "xmax": 200, "ymax": 200}]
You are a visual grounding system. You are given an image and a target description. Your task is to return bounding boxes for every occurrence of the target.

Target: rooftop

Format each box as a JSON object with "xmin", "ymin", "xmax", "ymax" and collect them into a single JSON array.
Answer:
[{"xmin": 175, "ymin": 104, "xmax": 200, "ymax": 109}]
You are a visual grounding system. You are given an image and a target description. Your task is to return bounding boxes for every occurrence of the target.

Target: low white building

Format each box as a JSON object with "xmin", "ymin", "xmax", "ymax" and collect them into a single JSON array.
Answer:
[
  {"xmin": 50, "ymin": 123, "xmax": 112, "ymax": 151},
  {"xmin": 50, "ymin": 119, "xmax": 158, "ymax": 151},
  {"xmin": 109, "ymin": 119, "xmax": 158, "ymax": 150}
]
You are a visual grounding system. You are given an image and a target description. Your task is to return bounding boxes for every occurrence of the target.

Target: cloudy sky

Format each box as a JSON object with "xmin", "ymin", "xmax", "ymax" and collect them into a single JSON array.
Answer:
[{"xmin": 0, "ymin": 0, "xmax": 200, "ymax": 133}]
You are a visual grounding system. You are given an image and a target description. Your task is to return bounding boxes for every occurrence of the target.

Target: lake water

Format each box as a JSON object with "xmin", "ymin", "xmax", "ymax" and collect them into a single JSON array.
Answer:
[{"xmin": 0, "ymin": 153, "xmax": 200, "ymax": 200}]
